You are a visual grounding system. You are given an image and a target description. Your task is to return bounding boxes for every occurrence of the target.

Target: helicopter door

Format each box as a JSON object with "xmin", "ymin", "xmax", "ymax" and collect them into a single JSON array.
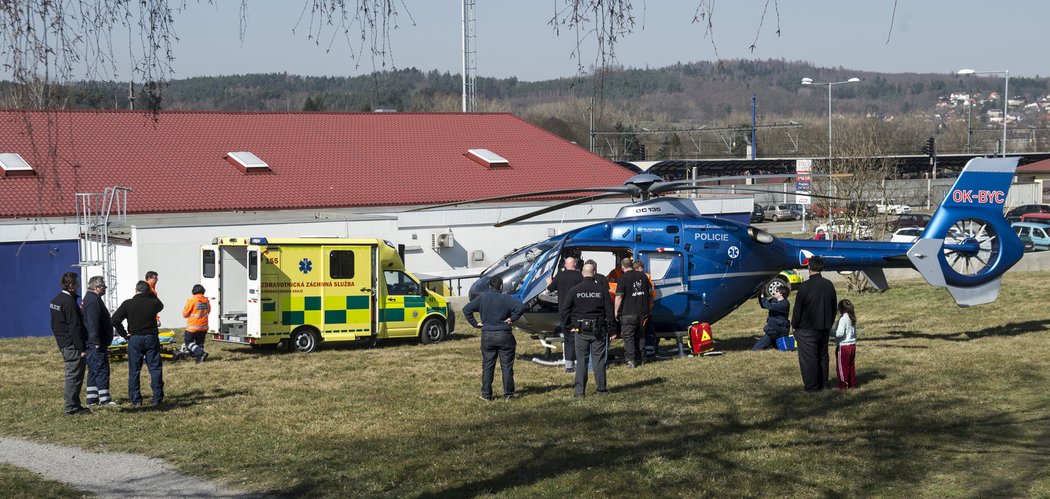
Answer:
[
  {"xmin": 637, "ymin": 250, "xmax": 690, "ymax": 322},
  {"xmin": 516, "ymin": 237, "xmax": 567, "ymax": 305}
]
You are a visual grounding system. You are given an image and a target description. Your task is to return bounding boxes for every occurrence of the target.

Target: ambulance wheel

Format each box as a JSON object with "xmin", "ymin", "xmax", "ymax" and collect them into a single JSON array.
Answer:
[
  {"xmin": 291, "ymin": 327, "xmax": 320, "ymax": 353},
  {"xmin": 764, "ymin": 276, "xmax": 789, "ymax": 299},
  {"xmin": 420, "ymin": 317, "xmax": 446, "ymax": 344}
]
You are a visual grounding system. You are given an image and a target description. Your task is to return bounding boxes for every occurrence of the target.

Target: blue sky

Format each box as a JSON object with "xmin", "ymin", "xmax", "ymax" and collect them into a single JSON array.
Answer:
[{"xmin": 156, "ymin": 1, "xmax": 1044, "ymax": 80}]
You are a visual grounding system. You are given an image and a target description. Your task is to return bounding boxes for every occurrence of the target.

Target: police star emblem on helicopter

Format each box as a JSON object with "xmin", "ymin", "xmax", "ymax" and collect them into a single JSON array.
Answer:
[{"xmin": 415, "ymin": 157, "xmax": 1024, "ymax": 351}]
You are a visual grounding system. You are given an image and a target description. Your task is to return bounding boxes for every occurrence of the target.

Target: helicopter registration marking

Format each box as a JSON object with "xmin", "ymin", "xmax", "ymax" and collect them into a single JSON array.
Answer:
[{"xmin": 727, "ymin": 246, "xmax": 740, "ymax": 259}]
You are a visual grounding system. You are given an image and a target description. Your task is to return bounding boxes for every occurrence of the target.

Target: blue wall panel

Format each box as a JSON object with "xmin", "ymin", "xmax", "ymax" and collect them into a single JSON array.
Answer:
[{"xmin": 0, "ymin": 240, "xmax": 79, "ymax": 338}]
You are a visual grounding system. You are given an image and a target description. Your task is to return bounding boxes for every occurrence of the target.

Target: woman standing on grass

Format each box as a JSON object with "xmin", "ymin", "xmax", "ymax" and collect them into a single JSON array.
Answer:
[{"xmin": 835, "ymin": 299, "xmax": 858, "ymax": 389}]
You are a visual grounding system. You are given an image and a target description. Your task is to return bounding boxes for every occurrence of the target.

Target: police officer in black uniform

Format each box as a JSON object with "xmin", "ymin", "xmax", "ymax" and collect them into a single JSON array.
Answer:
[
  {"xmin": 50, "ymin": 272, "xmax": 90, "ymax": 415},
  {"xmin": 464, "ymin": 277, "xmax": 527, "ymax": 400},
  {"xmin": 561, "ymin": 263, "xmax": 615, "ymax": 397},
  {"xmin": 615, "ymin": 262, "xmax": 652, "ymax": 368},
  {"xmin": 546, "ymin": 256, "xmax": 583, "ymax": 373}
]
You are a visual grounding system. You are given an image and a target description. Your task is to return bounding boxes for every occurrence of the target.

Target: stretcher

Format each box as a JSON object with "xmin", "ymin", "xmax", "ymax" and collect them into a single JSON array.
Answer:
[{"xmin": 108, "ymin": 330, "xmax": 190, "ymax": 361}]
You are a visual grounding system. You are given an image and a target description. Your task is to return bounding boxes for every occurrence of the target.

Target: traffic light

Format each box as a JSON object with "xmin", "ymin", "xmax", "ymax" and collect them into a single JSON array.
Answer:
[{"xmin": 922, "ymin": 136, "xmax": 936, "ymax": 157}]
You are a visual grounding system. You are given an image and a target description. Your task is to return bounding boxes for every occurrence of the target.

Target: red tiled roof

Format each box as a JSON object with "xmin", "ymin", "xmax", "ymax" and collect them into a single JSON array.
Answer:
[
  {"xmin": 1017, "ymin": 158, "xmax": 1050, "ymax": 173},
  {"xmin": 0, "ymin": 110, "xmax": 634, "ymax": 217}
]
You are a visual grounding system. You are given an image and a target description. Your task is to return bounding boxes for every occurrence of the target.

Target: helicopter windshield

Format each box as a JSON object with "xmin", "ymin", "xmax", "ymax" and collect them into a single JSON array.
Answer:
[{"xmin": 470, "ymin": 239, "xmax": 560, "ymax": 298}]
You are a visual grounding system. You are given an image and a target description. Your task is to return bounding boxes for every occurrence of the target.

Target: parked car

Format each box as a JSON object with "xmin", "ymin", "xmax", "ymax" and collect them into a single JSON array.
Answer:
[
  {"xmin": 785, "ymin": 202, "xmax": 814, "ymax": 219},
  {"xmin": 815, "ymin": 222, "xmax": 874, "ymax": 240},
  {"xmin": 1011, "ymin": 222, "xmax": 1050, "ymax": 251},
  {"xmin": 886, "ymin": 213, "xmax": 932, "ymax": 231},
  {"xmin": 750, "ymin": 203, "xmax": 765, "ymax": 223},
  {"xmin": 890, "ymin": 227, "xmax": 923, "ymax": 243},
  {"xmin": 763, "ymin": 269, "xmax": 804, "ymax": 298},
  {"xmin": 1020, "ymin": 234, "xmax": 1036, "ymax": 252},
  {"xmin": 763, "ymin": 203, "xmax": 799, "ymax": 222},
  {"xmin": 1005, "ymin": 204, "xmax": 1050, "ymax": 223},
  {"xmin": 1020, "ymin": 212, "xmax": 1050, "ymax": 224},
  {"xmin": 876, "ymin": 202, "xmax": 912, "ymax": 215}
]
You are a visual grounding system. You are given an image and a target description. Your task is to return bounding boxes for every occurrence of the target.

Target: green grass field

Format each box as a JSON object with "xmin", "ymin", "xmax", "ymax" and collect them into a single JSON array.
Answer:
[{"xmin": 2, "ymin": 272, "xmax": 1050, "ymax": 497}]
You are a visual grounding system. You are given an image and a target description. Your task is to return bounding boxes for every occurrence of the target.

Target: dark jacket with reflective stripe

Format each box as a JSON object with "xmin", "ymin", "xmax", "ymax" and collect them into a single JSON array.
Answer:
[{"xmin": 82, "ymin": 291, "xmax": 114, "ymax": 347}]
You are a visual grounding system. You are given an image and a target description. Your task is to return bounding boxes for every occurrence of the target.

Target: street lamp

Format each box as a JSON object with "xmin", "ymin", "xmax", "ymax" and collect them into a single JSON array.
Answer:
[
  {"xmin": 801, "ymin": 77, "xmax": 861, "ymax": 239},
  {"xmin": 957, "ymin": 68, "xmax": 1009, "ymax": 156}
]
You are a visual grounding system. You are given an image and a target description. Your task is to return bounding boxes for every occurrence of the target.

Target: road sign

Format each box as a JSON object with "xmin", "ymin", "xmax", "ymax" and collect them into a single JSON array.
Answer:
[
  {"xmin": 796, "ymin": 159, "xmax": 812, "ymax": 174},
  {"xmin": 796, "ymin": 194, "xmax": 811, "ymax": 205},
  {"xmin": 796, "ymin": 180, "xmax": 812, "ymax": 191}
]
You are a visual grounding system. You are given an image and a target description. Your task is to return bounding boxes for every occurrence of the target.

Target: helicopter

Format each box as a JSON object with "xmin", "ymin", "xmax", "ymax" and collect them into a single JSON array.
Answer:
[{"xmin": 425, "ymin": 157, "xmax": 1023, "ymax": 352}]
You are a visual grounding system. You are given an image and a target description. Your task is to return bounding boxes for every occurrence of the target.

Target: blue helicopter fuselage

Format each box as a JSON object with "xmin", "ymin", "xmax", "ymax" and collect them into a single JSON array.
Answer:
[{"xmin": 474, "ymin": 209, "xmax": 920, "ymax": 336}]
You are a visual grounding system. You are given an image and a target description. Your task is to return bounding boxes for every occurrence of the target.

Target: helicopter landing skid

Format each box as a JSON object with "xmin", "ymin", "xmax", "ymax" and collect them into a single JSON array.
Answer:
[{"xmin": 529, "ymin": 334, "xmax": 566, "ymax": 367}]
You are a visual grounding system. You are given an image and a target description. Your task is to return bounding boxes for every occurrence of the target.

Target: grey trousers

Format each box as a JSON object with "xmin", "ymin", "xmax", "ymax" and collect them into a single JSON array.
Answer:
[{"xmin": 60, "ymin": 346, "xmax": 86, "ymax": 413}]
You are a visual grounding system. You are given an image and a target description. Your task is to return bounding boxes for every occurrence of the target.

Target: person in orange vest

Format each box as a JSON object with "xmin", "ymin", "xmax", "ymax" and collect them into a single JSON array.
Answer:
[
  {"xmin": 182, "ymin": 284, "xmax": 211, "ymax": 363},
  {"xmin": 145, "ymin": 271, "xmax": 160, "ymax": 326},
  {"xmin": 606, "ymin": 257, "xmax": 632, "ymax": 297}
]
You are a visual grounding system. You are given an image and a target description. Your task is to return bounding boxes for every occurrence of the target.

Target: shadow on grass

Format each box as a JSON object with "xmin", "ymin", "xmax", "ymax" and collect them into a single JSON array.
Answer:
[
  {"xmin": 869, "ymin": 318, "xmax": 1050, "ymax": 344},
  {"xmin": 259, "ymin": 372, "xmax": 1050, "ymax": 498},
  {"xmin": 117, "ymin": 388, "xmax": 248, "ymax": 412}
]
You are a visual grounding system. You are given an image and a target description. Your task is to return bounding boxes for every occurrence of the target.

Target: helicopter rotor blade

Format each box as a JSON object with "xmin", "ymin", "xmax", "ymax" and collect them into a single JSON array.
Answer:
[
  {"xmin": 661, "ymin": 185, "xmax": 849, "ymax": 201},
  {"xmin": 493, "ymin": 193, "xmax": 628, "ymax": 227},
  {"xmin": 649, "ymin": 173, "xmax": 836, "ymax": 194},
  {"xmin": 406, "ymin": 186, "xmax": 637, "ymax": 211}
]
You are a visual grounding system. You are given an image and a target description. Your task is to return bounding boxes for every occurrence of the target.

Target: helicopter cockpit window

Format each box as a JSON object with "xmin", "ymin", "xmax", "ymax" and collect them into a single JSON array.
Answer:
[{"xmin": 480, "ymin": 240, "xmax": 558, "ymax": 294}]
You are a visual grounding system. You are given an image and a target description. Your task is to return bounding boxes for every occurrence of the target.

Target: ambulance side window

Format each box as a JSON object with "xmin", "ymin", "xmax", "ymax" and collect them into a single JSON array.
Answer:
[
  {"xmin": 384, "ymin": 270, "xmax": 420, "ymax": 296},
  {"xmin": 330, "ymin": 251, "xmax": 355, "ymax": 279},
  {"xmin": 202, "ymin": 250, "xmax": 216, "ymax": 278}
]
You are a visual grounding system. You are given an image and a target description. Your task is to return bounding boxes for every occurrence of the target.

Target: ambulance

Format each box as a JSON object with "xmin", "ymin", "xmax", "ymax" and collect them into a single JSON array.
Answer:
[{"xmin": 202, "ymin": 237, "xmax": 453, "ymax": 353}]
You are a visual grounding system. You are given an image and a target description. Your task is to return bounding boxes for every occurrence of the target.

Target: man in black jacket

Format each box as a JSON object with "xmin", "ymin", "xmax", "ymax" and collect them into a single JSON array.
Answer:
[
  {"xmin": 112, "ymin": 280, "xmax": 165, "ymax": 406},
  {"xmin": 83, "ymin": 276, "xmax": 117, "ymax": 406},
  {"xmin": 615, "ymin": 261, "xmax": 652, "ymax": 368},
  {"xmin": 546, "ymin": 256, "xmax": 583, "ymax": 373},
  {"xmin": 49, "ymin": 272, "xmax": 90, "ymax": 416},
  {"xmin": 463, "ymin": 277, "xmax": 527, "ymax": 400},
  {"xmin": 791, "ymin": 256, "xmax": 838, "ymax": 392},
  {"xmin": 562, "ymin": 263, "xmax": 616, "ymax": 397}
]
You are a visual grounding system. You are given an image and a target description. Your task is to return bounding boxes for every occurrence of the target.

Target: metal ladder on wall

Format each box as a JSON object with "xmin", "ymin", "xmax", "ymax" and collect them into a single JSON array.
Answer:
[{"xmin": 75, "ymin": 187, "xmax": 131, "ymax": 310}]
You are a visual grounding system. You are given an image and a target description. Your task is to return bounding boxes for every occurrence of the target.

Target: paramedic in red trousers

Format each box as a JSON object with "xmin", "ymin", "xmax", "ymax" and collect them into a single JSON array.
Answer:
[
  {"xmin": 112, "ymin": 280, "xmax": 165, "ymax": 406},
  {"xmin": 562, "ymin": 263, "xmax": 616, "ymax": 397},
  {"xmin": 83, "ymin": 276, "xmax": 116, "ymax": 406},
  {"xmin": 463, "ymin": 277, "xmax": 527, "ymax": 400},
  {"xmin": 182, "ymin": 284, "xmax": 211, "ymax": 363},
  {"xmin": 790, "ymin": 256, "xmax": 838, "ymax": 392},
  {"xmin": 546, "ymin": 256, "xmax": 583, "ymax": 373},
  {"xmin": 614, "ymin": 261, "xmax": 652, "ymax": 368},
  {"xmin": 49, "ymin": 272, "xmax": 91, "ymax": 416}
]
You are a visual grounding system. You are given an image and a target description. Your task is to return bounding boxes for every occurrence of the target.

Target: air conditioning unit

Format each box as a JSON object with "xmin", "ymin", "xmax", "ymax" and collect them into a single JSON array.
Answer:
[{"xmin": 431, "ymin": 232, "xmax": 454, "ymax": 249}]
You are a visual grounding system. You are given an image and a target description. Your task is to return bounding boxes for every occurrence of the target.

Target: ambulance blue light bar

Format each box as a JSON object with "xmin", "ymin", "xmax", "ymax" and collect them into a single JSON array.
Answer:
[{"xmin": 249, "ymin": 237, "xmax": 268, "ymax": 245}]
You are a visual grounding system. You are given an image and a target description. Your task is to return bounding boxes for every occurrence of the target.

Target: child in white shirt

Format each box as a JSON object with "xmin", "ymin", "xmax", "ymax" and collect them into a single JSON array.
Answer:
[{"xmin": 835, "ymin": 299, "xmax": 857, "ymax": 389}]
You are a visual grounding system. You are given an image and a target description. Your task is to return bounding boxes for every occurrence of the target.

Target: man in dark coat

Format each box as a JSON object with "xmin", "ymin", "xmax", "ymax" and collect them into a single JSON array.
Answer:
[
  {"xmin": 546, "ymin": 256, "xmax": 583, "ymax": 373},
  {"xmin": 83, "ymin": 276, "xmax": 117, "ymax": 406},
  {"xmin": 791, "ymin": 256, "xmax": 838, "ymax": 392},
  {"xmin": 112, "ymin": 280, "xmax": 165, "ymax": 406},
  {"xmin": 463, "ymin": 277, "xmax": 526, "ymax": 400},
  {"xmin": 49, "ymin": 272, "xmax": 90, "ymax": 415},
  {"xmin": 562, "ymin": 263, "xmax": 616, "ymax": 397}
]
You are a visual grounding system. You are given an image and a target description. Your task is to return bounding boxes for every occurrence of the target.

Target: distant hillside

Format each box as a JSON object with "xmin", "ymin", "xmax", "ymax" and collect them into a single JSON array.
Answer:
[{"xmin": 18, "ymin": 59, "xmax": 1050, "ymax": 158}]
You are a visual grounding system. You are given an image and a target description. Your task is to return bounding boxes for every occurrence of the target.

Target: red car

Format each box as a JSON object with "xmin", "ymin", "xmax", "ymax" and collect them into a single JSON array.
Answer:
[{"xmin": 886, "ymin": 213, "xmax": 931, "ymax": 231}]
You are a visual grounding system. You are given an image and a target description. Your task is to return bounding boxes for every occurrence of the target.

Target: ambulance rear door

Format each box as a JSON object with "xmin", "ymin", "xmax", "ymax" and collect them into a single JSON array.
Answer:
[
  {"xmin": 201, "ymin": 245, "xmax": 220, "ymax": 331},
  {"xmin": 246, "ymin": 245, "xmax": 262, "ymax": 337}
]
